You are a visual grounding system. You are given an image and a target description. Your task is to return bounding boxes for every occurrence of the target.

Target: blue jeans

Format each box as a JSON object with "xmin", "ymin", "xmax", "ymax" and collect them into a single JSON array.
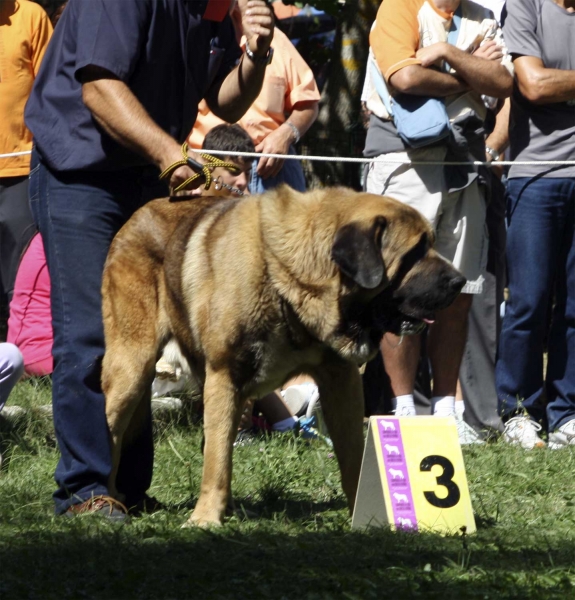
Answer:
[
  {"xmin": 249, "ymin": 145, "xmax": 306, "ymax": 194},
  {"xmin": 29, "ymin": 149, "xmax": 168, "ymax": 513},
  {"xmin": 496, "ymin": 177, "xmax": 575, "ymax": 431}
]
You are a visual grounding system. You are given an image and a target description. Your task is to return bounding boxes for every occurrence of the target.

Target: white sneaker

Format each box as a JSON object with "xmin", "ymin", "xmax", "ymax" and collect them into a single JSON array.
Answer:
[
  {"xmin": 548, "ymin": 419, "xmax": 575, "ymax": 449},
  {"xmin": 393, "ymin": 405, "xmax": 416, "ymax": 417},
  {"xmin": 455, "ymin": 415, "xmax": 485, "ymax": 445},
  {"xmin": 281, "ymin": 383, "xmax": 318, "ymax": 417},
  {"xmin": 151, "ymin": 397, "xmax": 183, "ymax": 413},
  {"xmin": 503, "ymin": 416, "xmax": 546, "ymax": 449}
]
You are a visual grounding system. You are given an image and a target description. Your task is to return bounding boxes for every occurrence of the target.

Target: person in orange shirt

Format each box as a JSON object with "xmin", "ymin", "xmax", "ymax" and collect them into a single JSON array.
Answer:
[
  {"xmin": 0, "ymin": 0, "xmax": 52, "ymax": 316},
  {"xmin": 189, "ymin": 0, "xmax": 320, "ymax": 194},
  {"xmin": 0, "ymin": 0, "xmax": 52, "ymax": 319}
]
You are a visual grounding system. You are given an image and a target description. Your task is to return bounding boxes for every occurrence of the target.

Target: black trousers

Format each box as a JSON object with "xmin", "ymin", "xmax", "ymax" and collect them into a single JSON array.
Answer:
[{"xmin": 0, "ymin": 176, "xmax": 37, "ymax": 338}]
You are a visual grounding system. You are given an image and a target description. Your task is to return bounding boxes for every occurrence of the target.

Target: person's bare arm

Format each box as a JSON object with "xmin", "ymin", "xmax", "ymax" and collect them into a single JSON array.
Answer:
[
  {"xmin": 205, "ymin": 0, "xmax": 274, "ymax": 122},
  {"xmin": 416, "ymin": 42, "xmax": 512, "ymax": 98},
  {"xmin": 255, "ymin": 102, "xmax": 318, "ymax": 179},
  {"xmin": 81, "ymin": 68, "xmax": 199, "ymax": 191},
  {"xmin": 485, "ymin": 98, "xmax": 510, "ymax": 156},
  {"xmin": 485, "ymin": 98, "xmax": 510, "ymax": 178},
  {"xmin": 389, "ymin": 65, "xmax": 469, "ymax": 97},
  {"xmin": 80, "ymin": 1, "xmax": 274, "ymax": 191},
  {"xmin": 514, "ymin": 55, "xmax": 575, "ymax": 105}
]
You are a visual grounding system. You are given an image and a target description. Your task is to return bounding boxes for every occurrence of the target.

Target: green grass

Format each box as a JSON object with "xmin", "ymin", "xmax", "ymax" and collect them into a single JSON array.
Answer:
[{"xmin": 2, "ymin": 379, "xmax": 575, "ymax": 599}]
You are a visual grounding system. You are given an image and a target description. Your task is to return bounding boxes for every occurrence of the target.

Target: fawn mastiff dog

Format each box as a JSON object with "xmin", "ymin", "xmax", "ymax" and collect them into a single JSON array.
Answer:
[{"xmin": 101, "ymin": 186, "xmax": 466, "ymax": 527}]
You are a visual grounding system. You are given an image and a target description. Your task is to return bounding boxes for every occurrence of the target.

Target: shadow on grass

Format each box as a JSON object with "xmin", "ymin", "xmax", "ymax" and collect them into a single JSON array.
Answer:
[
  {"xmin": 2, "ymin": 520, "xmax": 575, "ymax": 599},
  {"xmin": 169, "ymin": 495, "xmax": 348, "ymax": 523}
]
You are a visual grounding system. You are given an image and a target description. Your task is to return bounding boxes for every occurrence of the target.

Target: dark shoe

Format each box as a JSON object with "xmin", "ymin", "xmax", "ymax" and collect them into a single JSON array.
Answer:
[
  {"xmin": 233, "ymin": 426, "xmax": 265, "ymax": 447},
  {"xmin": 65, "ymin": 495, "xmax": 130, "ymax": 522},
  {"xmin": 127, "ymin": 494, "xmax": 165, "ymax": 516}
]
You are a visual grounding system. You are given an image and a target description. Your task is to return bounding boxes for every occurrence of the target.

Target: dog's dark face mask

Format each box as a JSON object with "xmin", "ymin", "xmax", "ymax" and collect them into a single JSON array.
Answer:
[
  {"xmin": 331, "ymin": 217, "xmax": 466, "ymax": 358},
  {"xmin": 369, "ymin": 231, "xmax": 466, "ymax": 336}
]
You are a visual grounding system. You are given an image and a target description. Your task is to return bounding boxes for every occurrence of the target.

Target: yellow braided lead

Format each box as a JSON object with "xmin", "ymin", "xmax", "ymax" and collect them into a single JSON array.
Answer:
[{"xmin": 159, "ymin": 142, "xmax": 242, "ymax": 194}]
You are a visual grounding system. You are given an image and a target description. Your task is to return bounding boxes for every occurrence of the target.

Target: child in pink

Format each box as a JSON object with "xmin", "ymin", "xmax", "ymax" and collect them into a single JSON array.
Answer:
[{"xmin": 7, "ymin": 233, "xmax": 53, "ymax": 377}]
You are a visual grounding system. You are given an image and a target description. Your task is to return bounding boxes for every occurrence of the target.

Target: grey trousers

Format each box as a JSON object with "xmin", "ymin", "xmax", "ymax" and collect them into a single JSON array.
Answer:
[{"xmin": 458, "ymin": 172, "xmax": 506, "ymax": 433}]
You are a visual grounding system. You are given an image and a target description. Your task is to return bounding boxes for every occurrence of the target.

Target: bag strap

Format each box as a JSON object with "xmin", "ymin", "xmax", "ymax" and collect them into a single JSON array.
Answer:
[
  {"xmin": 444, "ymin": 4, "xmax": 462, "ymax": 72},
  {"xmin": 369, "ymin": 53, "xmax": 394, "ymax": 116},
  {"xmin": 447, "ymin": 4, "xmax": 462, "ymax": 46}
]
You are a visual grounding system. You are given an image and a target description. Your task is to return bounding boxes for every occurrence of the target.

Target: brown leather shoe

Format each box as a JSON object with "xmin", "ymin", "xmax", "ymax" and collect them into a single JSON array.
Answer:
[{"xmin": 65, "ymin": 495, "xmax": 129, "ymax": 522}]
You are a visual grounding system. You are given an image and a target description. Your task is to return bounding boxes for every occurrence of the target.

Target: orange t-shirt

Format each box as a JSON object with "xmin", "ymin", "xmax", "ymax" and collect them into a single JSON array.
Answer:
[
  {"xmin": 189, "ymin": 28, "xmax": 320, "ymax": 149},
  {"xmin": 0, "ymin": 0, "xmax": 53, "ymax": 177},
  {"xmin": 370, "ymin": 0, "xmax": 453, "ymax": 83}
]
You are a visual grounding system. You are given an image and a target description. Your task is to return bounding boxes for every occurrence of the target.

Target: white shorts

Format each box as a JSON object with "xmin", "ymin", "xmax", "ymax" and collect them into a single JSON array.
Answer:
[{"xmin": 366, "ymin": 147, "xmax": 487, "ymax": 294}]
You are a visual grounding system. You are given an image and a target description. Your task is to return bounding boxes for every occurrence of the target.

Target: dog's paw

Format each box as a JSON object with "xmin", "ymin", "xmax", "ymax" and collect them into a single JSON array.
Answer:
[{"xmin": 181, "ymin": 512, "xmax": 224, "ymax": 529}]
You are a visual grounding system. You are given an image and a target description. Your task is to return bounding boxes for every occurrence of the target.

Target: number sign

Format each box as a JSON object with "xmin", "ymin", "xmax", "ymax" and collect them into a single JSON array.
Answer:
[{"xmin": 351, "ymin": 416, "xmax": 476, "ymax": 534}]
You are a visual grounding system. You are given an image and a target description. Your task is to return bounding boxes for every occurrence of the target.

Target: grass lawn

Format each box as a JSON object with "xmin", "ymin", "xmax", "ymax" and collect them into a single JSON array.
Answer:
[{"xmin": 2, "ymin": 378, "xmax": 575, "ymax": 599}]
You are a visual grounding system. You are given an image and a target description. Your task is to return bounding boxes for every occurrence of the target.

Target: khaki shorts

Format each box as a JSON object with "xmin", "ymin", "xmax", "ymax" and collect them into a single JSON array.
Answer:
[{"xmin": 366, "ymin": 147, "xmax": 487, "ymax": 294}]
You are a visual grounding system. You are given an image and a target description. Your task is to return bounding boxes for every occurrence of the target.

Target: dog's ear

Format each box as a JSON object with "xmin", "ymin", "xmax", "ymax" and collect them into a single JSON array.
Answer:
[{"xmin": 331, "ymin": 216, "xmax": 388, "ymax": 289}]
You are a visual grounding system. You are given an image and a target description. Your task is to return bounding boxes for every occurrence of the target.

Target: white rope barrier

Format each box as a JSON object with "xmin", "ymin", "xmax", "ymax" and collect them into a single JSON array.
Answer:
[
  {"xmin": 0, "ymin": 150, "xmax": 34, "ymax": 158},
  {"xmin": 3, "ymin": 148, "xmax": 575, "ymax": 169},
  {"xmin": 202, "ymin": 149, "xmax": 575, "ymax": 168}
]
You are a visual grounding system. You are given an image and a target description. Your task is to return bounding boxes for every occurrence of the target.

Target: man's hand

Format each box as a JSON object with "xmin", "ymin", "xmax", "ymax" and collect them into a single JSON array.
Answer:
[
  {"xmin": 207, "ymin": 0, "xmax": 273, "ymax": 122},
  {"xmin": 159, "ymin": 147, "xmax": 215, "ymax": 193},
  {"xmin": 238, "ymin": 0, "xmax": 274, "ymax": 58},
  {"xmin": 416, "ymin": 39, "xmax": 505, "ymax": 69},
  {"xmin": 415, "ymin": 42, "xmax": 512, "ymax": 99},
  {"xmin": 254, "ymin": 126, "xmax": 291, "ymax": 179},
  {"xmin": 416, "ymin": 42, "xmax": 449, "ymax": 69},
  {"xmin": 473, "ymin": 39, "xmax": 504, "ymax": 62},
  {"xmin": 254, "ymin": 104, "xmax": 318, "ymax": 179}
]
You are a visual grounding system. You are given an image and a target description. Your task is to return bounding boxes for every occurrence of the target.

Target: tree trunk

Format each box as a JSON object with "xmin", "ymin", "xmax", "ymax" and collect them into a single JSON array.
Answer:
[{"xmin": 302, "ymin": 0, "xmax": 380, "ymax": 190}]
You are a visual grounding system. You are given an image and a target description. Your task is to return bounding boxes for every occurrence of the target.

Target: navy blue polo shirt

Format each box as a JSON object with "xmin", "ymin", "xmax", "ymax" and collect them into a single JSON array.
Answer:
[{"xmin": 25, "ymin": 0, "xmax": 241, "ymax": 172}]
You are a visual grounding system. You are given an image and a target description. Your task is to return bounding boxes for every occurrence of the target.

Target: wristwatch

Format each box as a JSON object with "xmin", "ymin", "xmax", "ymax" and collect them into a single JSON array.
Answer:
[
  {"xmin": 485, "ymin": 146, "xmax": 501, "ymax": 162},
  {"xmin": 245, "ymin": 43, "xmax": 274, "ymax": 66}
]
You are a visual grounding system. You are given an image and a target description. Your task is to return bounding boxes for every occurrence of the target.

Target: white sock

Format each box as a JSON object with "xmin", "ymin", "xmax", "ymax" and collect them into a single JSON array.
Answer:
[
  {"xmin": 432, "ymin": 396, "xmax": 456, "ymax": 417},
  {"xmin": 271, "ymin": 416, "xmax": 298, "ymax": 432},
  {"xmin": 455, "ymin": 401, "xmax": 465, "ymax": 418},
  {"xmin": 393, "ymin": 394, "xmax": 416, "ymax": 416}
]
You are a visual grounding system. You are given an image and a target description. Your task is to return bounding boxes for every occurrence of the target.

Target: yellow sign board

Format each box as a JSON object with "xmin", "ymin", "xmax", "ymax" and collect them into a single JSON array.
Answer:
[{"xmin": 351, "ymin": 416, "xmax": 476, "ymax": 534}]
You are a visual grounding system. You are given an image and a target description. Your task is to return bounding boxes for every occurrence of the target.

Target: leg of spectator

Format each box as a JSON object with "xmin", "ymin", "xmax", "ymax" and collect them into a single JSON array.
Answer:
[
  {"xmin": 458, "ymin": 171, "xmax": 506, "ymax": 433},
  {"xmin": 0, "ymin": 342, "xmax": 24, "ymax": 412},
  {"xmin": 428, "ymin": 293, "xmax": 472, "ymax": 398},
  {"xmin": 496, "ymin": 178, "xmax": 562, "ymax": 426},
  {"xmin": 29, "ymin": 150, "xmax": 159, "ymax": 514},
  {"xmin": 544, "ymin": 179, "xmax": 575, "ymax": 433},
  {"xmin": 0, "ymin": 177, "xmax": 37, "ymax": 304},
  {"xmin": 366, "ymin": 150, "xmax": 444, "ymax": 416},
  {"xmin": 380, "ymin": 333, "xmax": 421, "ymax": 397}
]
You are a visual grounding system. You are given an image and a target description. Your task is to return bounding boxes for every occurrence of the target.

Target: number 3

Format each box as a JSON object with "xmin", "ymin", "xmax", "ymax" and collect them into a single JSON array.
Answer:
[{"xmin": 420, "ymin": 455, "xmax": 461, "ymax": 508}]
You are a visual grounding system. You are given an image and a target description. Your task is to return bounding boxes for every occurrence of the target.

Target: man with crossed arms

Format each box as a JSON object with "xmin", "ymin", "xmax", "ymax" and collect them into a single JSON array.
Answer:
[{"xmin": 364, "ymin": 0, "xmax": 512, "ymax": 422}]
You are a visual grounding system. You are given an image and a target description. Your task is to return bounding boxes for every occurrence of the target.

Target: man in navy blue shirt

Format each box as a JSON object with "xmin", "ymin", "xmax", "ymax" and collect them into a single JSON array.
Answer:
[{"xmin": 25, "ymin": 0, "xmax": 274, "ymax": 521}]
